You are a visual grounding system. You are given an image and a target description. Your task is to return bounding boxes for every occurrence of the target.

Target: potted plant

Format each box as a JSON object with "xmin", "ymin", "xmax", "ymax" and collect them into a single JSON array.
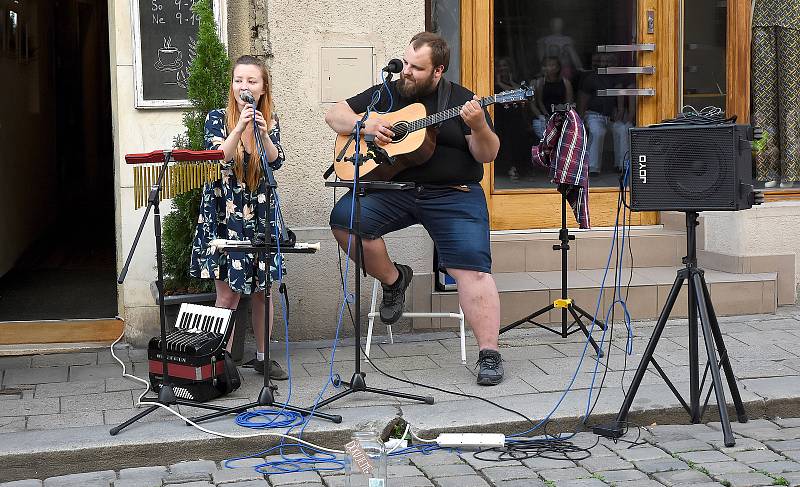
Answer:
[{"xmin": 154, "ymin": 0, "xmax": 229, "ymax": 318}]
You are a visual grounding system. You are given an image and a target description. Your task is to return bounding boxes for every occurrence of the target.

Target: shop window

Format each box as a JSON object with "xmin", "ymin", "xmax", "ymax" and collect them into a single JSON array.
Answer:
[
  {"xmin": 750, "ymin": 0, "xmax": 800, "ymax": 190},
  {"xmin": 426, "ymin": 0, "xmax": 460, "ymax": 85},
  {"xmin": 682, "ymin": 1, "xmax": 727, "ymax": 113}
]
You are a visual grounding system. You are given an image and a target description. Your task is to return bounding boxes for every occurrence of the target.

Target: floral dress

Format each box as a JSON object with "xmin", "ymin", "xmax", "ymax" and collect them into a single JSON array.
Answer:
[{"xmin": 189, "ymin": 108, "xmax": 286, "ymax": 294}]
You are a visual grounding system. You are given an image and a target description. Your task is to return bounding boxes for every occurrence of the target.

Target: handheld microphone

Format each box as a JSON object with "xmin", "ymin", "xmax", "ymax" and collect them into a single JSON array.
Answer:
[
  {"xmin": 382, "ymin": 58, "xmax": 403, "ymax": 74},
  {"xmin": 239, "ymin": 89, "xmax": 255, "ymax": 104}
]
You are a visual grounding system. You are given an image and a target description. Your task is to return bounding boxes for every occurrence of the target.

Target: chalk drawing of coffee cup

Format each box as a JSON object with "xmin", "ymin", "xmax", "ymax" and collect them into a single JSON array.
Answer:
[{"xmin": 154, "ymin": 37, "xmax": 183, "ymax": 72}]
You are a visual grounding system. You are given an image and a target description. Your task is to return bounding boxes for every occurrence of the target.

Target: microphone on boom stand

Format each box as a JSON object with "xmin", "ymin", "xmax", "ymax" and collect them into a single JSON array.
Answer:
[
  {"xmin": 381, "ymin": 58, "xmax": 403, "ymax": 74},
  {"xmin": 240, "ymin": 89, "xmax": 255, "ymax": 104}
]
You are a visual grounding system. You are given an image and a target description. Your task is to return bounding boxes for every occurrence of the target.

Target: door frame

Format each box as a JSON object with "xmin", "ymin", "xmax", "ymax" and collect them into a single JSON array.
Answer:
[{"xmin": 460, "ymin": 0, "xmax": 752, "ymax": 230}]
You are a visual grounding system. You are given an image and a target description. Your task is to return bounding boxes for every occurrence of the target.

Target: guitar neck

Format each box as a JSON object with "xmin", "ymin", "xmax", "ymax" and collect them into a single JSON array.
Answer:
[{"xmin": 408, "ymin": 96, "xmax": 496, "ymax": 133}]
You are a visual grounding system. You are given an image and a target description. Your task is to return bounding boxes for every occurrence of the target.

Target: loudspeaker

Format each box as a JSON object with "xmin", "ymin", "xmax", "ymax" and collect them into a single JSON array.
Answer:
[{"xmin": 629, "ymin": 124, "xmax": 755, "ymax": 212}]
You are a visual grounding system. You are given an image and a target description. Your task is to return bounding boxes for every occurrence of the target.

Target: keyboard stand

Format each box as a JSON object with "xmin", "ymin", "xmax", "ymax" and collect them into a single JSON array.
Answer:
[{"xmin": 189, "ymin": 243, "xmax": 342, "ymax": 425}]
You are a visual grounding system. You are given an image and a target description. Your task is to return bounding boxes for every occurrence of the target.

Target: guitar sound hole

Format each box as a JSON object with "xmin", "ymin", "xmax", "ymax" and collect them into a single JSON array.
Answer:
[{"xmin": 391, "ymin": 122, "xmax": 410, "ymax": 143}]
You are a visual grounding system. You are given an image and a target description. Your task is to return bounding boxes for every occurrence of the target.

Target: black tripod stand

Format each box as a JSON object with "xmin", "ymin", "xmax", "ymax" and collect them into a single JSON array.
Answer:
[
  {"xmin": 499, "ymin": 191, "xmax": 606, "ymax": 357},
  {"xmin": 111, "ymin": 149, "xmax": 232, "ymax": 436},
  {"xmin": 188, "ymin": 240, "xmax": 342, "ymax": 425},
  {"xmin": 316, "ymin": 107, "xmax": 434, "ymax": 409},
  {"xmin": 599, "ymin": 211, "xmax": 747, "ymax": 447}
]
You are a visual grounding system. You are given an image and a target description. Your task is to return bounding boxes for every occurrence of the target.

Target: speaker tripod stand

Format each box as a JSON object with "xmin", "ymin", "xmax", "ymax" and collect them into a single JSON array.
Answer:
[{"xmin": 598, "ymin": 211, "xmax": 747, "ymax": 447}]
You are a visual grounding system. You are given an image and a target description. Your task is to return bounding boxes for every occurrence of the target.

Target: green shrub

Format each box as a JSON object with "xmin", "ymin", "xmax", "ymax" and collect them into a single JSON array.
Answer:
[{"xmin": 162, "ymin": 0, "xmax": 230, "ymax": 294}]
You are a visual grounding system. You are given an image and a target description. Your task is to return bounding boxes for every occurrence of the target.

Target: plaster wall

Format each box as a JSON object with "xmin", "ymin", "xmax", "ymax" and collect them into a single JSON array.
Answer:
[
  {"xmin": 702, "ymin": 201, "xmax": 800, "ymax": 290},
  {"xmin": 239, "ymin": 0, "xmax": 430, "ymax": 340},
  {"xmin": 112, "ymin": 0, "xmax": 429, "ymax": 343}
]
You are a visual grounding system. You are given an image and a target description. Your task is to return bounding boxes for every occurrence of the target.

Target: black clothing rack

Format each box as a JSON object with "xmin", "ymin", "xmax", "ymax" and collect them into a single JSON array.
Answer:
[{"xmin": 499, "ymin": 104, "xmax": 606, "ymax": 356}]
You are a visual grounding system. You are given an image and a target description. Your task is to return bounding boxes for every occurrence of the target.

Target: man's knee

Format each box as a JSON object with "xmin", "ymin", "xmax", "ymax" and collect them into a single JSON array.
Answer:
[{"xmin": 447, "ymin": 268, "xmax": 493, "ymax": 285}]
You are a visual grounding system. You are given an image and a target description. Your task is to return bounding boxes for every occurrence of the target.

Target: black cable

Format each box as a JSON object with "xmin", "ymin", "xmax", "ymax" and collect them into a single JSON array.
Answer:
[
  {"xmin": 620, "ymin": 182, "xmax": 635, "ymax": 397},
  {"xmin": 582, "ymin": 182, "xmax": 628, "ymax": 424},
  {"xmin": 650, "ymin": 105, "xmax": 736, "ymax": 127},
  {"xmin": 474, "ymin": 434, "xmax": 598, "ymax": 462}
]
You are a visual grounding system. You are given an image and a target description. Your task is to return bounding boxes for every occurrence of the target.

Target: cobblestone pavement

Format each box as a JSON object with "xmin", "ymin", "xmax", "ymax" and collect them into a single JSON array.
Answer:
[{"xmin": 3, "ymin": 418, "xmax": 800, "ymax": 486}]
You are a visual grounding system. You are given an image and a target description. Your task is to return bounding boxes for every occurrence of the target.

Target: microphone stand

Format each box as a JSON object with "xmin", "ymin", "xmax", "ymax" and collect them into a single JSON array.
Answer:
[
  {"xmin": 111, "ymin": 150, "xmax": 231, "ymax": 435},
  {"xmin": 191, "ymin": 100, "xmax": 341, "ymax": 424},
  {"xmin": 320, "ymin": 71, "xmax": 434, "ymax": 411}
]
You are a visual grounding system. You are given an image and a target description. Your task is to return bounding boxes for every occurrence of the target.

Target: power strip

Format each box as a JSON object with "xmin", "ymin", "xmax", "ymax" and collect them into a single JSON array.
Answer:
[{"xmin": 436, "ymin": 433, "xmax": 505, "ymax": 450}]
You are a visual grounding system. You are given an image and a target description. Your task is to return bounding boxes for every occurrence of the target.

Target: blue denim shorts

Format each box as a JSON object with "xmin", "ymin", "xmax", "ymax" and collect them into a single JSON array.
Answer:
[{"xmin": 330, "ymin": 183, "xmax": 492, "ymax": 273}]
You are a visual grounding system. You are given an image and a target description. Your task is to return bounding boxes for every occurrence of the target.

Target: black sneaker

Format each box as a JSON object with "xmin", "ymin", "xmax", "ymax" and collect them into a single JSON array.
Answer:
[
  {"xmin": 252, "ymin": 359, "xmax": 289, "ymax": 380},
  {"xmin": 379, "ymin": 263, "xmax": 413, "ymax": 325},
  {"xmin": 476, "ymin": 349, "xmax": 504, "ymax": 386}
]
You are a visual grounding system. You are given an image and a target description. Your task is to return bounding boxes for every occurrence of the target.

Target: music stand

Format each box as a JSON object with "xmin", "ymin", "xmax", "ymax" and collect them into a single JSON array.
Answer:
[
  {"xmin": 499, "ymin": 104, "xmax": 606, "ymax": 357},
  {"xmin": 595, "ymin": 212, "xmax": 747, "ymax": 447},
  {"xmin": 111, "ymin": 149, "xmax": 233, "ymax": 436}
]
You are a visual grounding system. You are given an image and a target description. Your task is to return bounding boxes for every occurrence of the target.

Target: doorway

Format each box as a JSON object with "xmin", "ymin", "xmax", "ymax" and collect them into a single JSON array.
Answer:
[{"xmin": 0, "ymin": 0, "xmax": 116, "ymax": 323}]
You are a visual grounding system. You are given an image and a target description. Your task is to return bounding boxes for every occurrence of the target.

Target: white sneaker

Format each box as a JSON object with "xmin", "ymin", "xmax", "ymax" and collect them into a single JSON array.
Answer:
[{"xmin": 764, "ymin": 179, "xmax": 780, "ymax": 188}]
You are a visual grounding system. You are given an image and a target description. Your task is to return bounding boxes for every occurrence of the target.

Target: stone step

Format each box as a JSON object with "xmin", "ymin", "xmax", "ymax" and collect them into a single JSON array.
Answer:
[
  {"xmin": 491, "ymin": 227, "xmax": 687, "ymax": 273},
  {"xmin": 420, "ymin": 267, "xmax": 776, "ymax": 329}
]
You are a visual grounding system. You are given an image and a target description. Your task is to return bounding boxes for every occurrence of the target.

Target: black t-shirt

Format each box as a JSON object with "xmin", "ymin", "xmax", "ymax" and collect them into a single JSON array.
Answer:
[{"xmin": 346, "ymin": 80, "xmax": 494, "ymax": 184}]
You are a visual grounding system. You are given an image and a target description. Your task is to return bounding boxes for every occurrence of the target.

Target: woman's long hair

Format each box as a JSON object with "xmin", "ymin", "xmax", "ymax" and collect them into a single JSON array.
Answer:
[{"xmin": 224, "ymin": 55, "xmax": 274, "ymax": 191}]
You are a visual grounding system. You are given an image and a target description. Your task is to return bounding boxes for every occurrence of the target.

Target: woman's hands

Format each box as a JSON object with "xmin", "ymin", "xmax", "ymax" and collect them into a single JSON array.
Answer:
[{"xmin": 234, "ymin": 106, "xmax": 274, "ymax": 137}]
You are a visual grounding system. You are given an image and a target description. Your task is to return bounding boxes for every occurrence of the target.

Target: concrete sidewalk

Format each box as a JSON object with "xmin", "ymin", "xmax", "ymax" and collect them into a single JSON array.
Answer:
[{"xmin": 1, "ymin": 305, "xmax": 800, "ymax": 483}]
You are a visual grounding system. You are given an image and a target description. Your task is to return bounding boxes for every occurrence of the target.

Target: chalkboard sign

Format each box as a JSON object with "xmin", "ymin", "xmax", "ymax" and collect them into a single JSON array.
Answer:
[{"xmin": 132, "ymin": 0, "xmax": 223, "ymax": 108}]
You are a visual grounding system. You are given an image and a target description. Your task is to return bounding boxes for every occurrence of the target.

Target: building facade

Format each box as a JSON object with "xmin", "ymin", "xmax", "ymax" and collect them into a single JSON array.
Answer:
[{"xmin": 1, "ymin": 0, "xmax": 797, "ymax": 347}]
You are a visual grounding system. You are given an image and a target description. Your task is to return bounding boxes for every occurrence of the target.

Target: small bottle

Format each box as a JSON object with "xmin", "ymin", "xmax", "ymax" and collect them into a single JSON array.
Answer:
[{"xmin": 345, "ymin": 430, "xmax": 388, "ymax": 487}]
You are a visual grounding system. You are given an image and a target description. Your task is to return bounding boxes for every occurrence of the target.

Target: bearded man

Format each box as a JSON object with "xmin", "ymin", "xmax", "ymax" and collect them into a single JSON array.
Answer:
[{"xmin": 325, "ymin": 32, "xmax": 504, "ymax": 385}]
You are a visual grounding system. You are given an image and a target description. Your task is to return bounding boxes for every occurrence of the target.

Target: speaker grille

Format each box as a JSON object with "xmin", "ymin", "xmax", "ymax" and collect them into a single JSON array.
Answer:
[{"xmin": 630, "ymin": 125, "xmax": 743, "ymax": 211}]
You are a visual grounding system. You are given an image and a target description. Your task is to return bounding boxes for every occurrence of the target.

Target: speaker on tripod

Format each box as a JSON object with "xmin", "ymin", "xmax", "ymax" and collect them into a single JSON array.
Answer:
[
  {"xmin": 596, "ymin": 122, "xmax": 762, "ymax": 447},
  {"xmin": 629, "ymin": 123, "xmax": 758, "ymax": 211}
]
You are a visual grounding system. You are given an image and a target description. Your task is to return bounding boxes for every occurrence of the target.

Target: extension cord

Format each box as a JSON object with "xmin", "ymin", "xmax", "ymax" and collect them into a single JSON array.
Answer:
[
  {"xmin": 435, "ymin": 433, "xmax": 505, "ymax": 450},
  {"xmin": 385, "ymin": 438, "xmax": 408, "ymax": 450}
]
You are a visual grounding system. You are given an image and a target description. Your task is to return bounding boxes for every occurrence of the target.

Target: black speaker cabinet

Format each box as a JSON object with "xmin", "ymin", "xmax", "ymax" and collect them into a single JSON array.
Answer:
[{"xmin": 629, "ymin": 124, "xmax": 754, "ymax": 212}]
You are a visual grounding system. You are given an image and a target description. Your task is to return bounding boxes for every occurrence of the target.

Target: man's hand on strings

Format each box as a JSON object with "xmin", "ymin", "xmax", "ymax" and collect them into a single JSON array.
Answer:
[
  {"xmin": 461, "ymin": 95, "xmax": 489, "ymax": 132},
  {"xmin": 363, "ymin": 116, "xmax": 395, "ymax": 145}
]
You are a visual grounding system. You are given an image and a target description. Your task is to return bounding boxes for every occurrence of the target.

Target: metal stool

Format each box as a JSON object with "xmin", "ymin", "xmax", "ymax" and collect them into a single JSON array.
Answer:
[{"xmin": 365, "ymin": 278, "xmax": 467, "ymax": 365}]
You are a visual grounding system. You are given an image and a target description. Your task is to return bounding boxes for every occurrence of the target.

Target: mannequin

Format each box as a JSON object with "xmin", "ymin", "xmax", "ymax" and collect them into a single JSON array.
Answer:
[{"xmin": 751, "ymin": 0, "xmax": 800, "ymax": 188}]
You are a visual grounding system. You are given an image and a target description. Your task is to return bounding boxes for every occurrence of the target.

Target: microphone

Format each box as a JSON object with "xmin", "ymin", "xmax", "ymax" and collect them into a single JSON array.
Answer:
[
  {"xmin": 239, "ymin": 89, "xmax": 255, "ymax": 104},
  {"xmin": 382, "ymin": 58, "xmax": 403, "ymax": 74}
]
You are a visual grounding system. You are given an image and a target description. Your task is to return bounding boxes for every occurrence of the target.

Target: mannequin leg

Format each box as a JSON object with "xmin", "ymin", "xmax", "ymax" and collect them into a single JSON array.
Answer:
[
  {"xmin": 752, "ymin": 26, "xmax": 781, "ymax": 183},
  {"xmin": 777, "ymin": 27, "xmax": 800, "ymax": 186}
]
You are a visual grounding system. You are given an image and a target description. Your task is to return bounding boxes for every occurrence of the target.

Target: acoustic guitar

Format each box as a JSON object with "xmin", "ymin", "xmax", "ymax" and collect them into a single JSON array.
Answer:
[{"xmin": 332, "ymin": 86, "xmax": 534, "ymax": 181}]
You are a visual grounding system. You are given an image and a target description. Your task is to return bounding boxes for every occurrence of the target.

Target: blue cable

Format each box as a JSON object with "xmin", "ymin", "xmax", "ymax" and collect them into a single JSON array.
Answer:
[
  {"xmin": 508, "ymin": 155, "xmax": 637, "ymax": 439},
  {"xmin": 583, "ymin": 158, "xmax": 634, "ymax": 418},
  {"xmin": 375, "ymin": 69, "xmax": 395, "ymax": 114},
  {"xmin": 388, "ymin": 444, "xmax": 451, "ymax": 457},
  {"xmin": 234, "ymin": 409, "xmax": 304, "ymax": 429},
  {"xmin": 225, "ymin": 443, "xmax": 346, "ymax": 475}
]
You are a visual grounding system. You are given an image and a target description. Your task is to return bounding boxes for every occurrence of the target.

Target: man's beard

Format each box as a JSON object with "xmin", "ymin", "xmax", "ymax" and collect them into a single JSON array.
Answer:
[{"xmin": 397, "ymin": 71, "xmax": 437, "ymax": 99}]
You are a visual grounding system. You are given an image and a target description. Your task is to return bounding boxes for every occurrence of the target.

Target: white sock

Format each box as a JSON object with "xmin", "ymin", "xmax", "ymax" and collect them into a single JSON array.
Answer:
[{"xmin": 256, "ymin": 352, "xmax": 265, "ymax": 361}]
